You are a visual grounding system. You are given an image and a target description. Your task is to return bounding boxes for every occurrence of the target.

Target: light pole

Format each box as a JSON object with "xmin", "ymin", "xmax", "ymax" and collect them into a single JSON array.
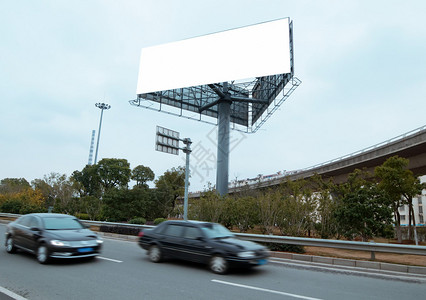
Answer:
[{"xmin": 94, "ymin": 102, "xmax": 111, "ymax": 164}]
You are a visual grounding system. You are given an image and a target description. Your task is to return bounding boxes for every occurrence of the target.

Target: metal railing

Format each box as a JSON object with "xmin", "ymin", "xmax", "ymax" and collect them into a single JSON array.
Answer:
[{"xmin": 1, "ymin": 213, "xmax": 425, "ymax": 259}]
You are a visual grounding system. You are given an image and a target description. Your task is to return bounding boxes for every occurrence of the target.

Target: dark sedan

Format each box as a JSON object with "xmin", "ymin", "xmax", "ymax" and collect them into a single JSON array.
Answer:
[
  {"xmin": 138, "ymin": 220, "xmax": 269, "ymax": 274},
  {"xmin": 5, "ymin": 213, "xmax": 103, "ymax": 264}
]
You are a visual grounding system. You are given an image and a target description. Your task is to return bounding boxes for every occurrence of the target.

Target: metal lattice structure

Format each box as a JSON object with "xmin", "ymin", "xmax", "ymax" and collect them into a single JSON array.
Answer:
[
  {"xmin": 130, "ymin": 18, "xmax": 300, "ymax": 195},
  {"xmin": 129, "ymin": 74, "xmax": 301, "ymax": 133}
]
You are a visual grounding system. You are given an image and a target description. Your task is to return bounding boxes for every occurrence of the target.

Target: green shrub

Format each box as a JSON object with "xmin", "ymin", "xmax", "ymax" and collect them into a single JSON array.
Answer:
[
  {"xmin": 99, "ymin": 225, "xmax": 140, "ymax": 236},
  {"xmin": 0, "ymin": 199, "xmax": 23, "ymax": 213},
  {"xmin": 260, "ymin": 242, "xmax": 305, "ymax": 253},
  {"xmin": 75, "ymin": 213, "xmax": 90, "ymax": 220},
  {"xmin": 129, "ymin": 217, "xmax": 146, "ymax": 225},
  {"xmin": 154, "ymin": 218, "xmax": 167, "ymax": 225}
]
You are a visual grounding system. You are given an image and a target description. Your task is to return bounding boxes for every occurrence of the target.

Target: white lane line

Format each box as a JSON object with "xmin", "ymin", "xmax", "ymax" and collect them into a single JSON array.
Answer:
[
  {"xmin": 212, "ymin": 280, "xmax": 323, "ymax": 300},
  {"xmin": 0, "ymin": 286, "xmax": 28, "ymax": 300},
  {"xmin": 97, "ymin": 256, "xmax": 123, "ymax": 263}
]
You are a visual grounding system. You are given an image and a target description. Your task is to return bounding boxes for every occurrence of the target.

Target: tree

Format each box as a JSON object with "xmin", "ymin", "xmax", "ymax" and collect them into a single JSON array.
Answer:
[
  {"xmin": 102, "ymin": 187, "xmax": 154, "ymax": 221},
  {"xmin": 97, "ymin": 158, "xmax": 132, "ymax": 191},
  {"xmin": 257, "ymin": 189, "xmax": 283, "ymax": 234},
  {"xmin": 0, "ymin": 184, "xmax": 44, "ymax": 214},
  {"xmin": 154, "ymin": 166, "xmax": 186, "ymax": 217},
  {"xmin": 131, "ymin": 165, "xmax": 155, "ymax": 188},
  {"xmin": 71, "ymin": 164, "xmax": 102, "ymax": 197},
  {"xmin": 276, "ymin": 179, "xmax": 316, "ymax": 237},
  {"xmin": 311, "ymin": 175, "xmax": 338, "ymax": 239},
  {"xmin": 189, "ymin": 189, "xmax": 223, "ymax": 223},
  {"xmin": 32, "ymin": 173, "xmax": 76, "ymax": 214},
  {"xmin": 375, "ymin": 156, "xmax": 424, "ymax": 243},
  {"xmin": 334, "ymin": 169, "xmax": 393, "ymax": 241},
  {"xmin": 232, "ymin": 196, "xmax": 260, "ymax": 232},
  {"xmin": 0, "ymin": 178, "xmax": 30, "ymax": 194}
]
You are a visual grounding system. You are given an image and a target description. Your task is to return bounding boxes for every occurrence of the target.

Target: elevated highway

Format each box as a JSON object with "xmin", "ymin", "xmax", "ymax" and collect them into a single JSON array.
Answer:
[
  {"xmin": 190, "ymin": 125, "xmax": 426, "ymax": 197},
  {"xmin": 284, "ymin": 124, "xmax": 426, "ymax": 184}
]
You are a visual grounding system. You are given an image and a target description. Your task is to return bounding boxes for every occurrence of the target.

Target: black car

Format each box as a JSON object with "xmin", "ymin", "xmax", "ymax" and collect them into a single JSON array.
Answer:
[
  {"xmin": 138, "ymin": 220, "xmax": 269, "ymax": 274},
  {"xmin": 5, "ymin": 213, "xmax": 103, "ymax": 264}
]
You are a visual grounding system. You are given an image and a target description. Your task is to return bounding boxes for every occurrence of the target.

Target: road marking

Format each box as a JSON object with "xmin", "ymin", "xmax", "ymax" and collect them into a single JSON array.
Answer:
[
  {"xmin": 97, "ymin": 256, "xmax": 123, "ymax": 263},
  {"xmin": 212, "ymin": 280, "xmax": 323, "ymax": 300},
  {"xmin": 0, "ymin": 286, "xmax": 28, "ymax": 300}
]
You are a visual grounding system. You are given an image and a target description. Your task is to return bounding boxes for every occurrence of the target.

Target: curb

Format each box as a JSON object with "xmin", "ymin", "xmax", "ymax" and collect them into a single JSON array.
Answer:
[{"xmin": 270, "ymin": 251, "xmax": 426, "ymax": 276}]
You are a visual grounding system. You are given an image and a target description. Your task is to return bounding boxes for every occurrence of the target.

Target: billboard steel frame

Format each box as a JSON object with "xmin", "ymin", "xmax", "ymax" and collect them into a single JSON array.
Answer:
[{"xmin": 131, "ymin": 19, "xmax": 300, "ymax": 195}]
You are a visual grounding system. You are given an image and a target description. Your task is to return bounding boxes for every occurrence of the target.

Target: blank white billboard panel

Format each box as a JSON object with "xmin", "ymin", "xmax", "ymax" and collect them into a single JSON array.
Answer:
[{"xmin": 137, "ymin": 18, "xmax": 291, "ymax": 94}]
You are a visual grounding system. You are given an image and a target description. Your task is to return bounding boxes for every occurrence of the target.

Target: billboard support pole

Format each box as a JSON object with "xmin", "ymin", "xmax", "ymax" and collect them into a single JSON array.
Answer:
[
  {"xmin": 216, "ymin": 82, "xmax": 230, "ymax": 196},
  {"xmin": 182, "ymin": 138, "xmax": 192, "ymax": 220}
]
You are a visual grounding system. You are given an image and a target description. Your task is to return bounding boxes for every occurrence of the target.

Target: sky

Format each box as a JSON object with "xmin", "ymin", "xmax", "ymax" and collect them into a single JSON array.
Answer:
[{"xmin": 1, "ymin": 0, "xmax": 425, "ymax": 192}]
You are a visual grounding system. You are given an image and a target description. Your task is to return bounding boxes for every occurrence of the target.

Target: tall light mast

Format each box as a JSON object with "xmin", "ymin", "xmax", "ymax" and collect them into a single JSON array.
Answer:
[{"xmin": 94, "ymin": 102, "xmax": 111, "ymax": 164}]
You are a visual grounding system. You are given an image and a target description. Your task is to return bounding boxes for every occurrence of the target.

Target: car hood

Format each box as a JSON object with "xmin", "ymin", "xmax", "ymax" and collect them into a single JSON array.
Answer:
[
  {"xmin": 213, "ymin": 237, "xmax": 264, "ymax": 251},
  {"xmin": 44, "ymin": 229, "xmax": 98, "ymax": 241}
]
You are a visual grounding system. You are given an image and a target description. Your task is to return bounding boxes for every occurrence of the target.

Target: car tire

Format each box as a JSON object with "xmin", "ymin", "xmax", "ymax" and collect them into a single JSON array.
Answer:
[
  {"xmin": 148, "ymin": 245, "xmax": 162, "ymax": 263},
  {"xmin": 36, "ymin": 245, "xmax": 50, "ymax": 264},
  {"xmin": 209, "ymin": 255, "xmax": 228, "ymax": 274},
  {"xmin": 5, "ymin": 236, "xmax": 17, "ymax": 254}
]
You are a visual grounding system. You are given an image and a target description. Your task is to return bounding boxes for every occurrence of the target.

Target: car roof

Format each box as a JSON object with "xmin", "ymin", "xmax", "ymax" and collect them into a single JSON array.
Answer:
[
  {"xmin": 25, "ymin": 213, "xmax": 75, "ymax": 218},
  {"xmin": 164, "ymin": 220, "xmax": 214, "ymax": 225}
]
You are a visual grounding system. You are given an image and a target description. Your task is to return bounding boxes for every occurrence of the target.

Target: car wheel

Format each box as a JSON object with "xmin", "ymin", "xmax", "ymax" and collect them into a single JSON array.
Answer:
[
  {"xmin": 148, "ymin": 245, "xmax": 162, "ymax": 263},
  {"xmin": 209, "ymin": 255, "xmax": 228, "ymax": 274},
  {"xmin": 37, "ymin": 245, "xmax": 50, "ymax": 264},
  {"xmin": 5, "ymin": 236, "xmax": 17, "ymax": 253}
]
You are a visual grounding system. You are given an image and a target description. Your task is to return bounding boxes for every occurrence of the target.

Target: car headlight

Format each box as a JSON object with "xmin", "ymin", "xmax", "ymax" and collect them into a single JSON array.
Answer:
[
  {"xmin": 96, "ymin": 238, "xmax": 103, "ymax": 244},
  {"xmin": 50, "ymin": 240, "xmax": 71, "ymax": 247},
  {"xmin": 237, "ymin": 251, "xmax": 256, "ymax": 258}
]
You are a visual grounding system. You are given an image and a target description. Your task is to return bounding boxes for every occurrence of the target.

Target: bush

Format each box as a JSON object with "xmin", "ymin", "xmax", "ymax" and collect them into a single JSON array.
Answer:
[
  {"xmin": 260, "ymin": 242, "xmax": 305, "ymax": 253},
  {"xmin": 0, "ymin": 199, "xmax": 23, "ymax": 213},
  {"xmin": 129, "ymin": 217, "xmax": 146, "ymax": 225},
  {"xmin": 154, "ymin": 218, "xmax": 167, "ymax": 225},
  {"xmin": 75, "ymin": 213, "xmax": 90, "ymax": 220},
  {"xmin": 99, "ymin": 225, "xmax": 140, "ymax": 236}
]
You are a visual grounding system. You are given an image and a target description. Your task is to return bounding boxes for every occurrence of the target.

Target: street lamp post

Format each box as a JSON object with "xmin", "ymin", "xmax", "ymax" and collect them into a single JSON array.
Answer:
[{"xmin": 94, "ymin": 102, "xmax": 111, "ymax": 164}]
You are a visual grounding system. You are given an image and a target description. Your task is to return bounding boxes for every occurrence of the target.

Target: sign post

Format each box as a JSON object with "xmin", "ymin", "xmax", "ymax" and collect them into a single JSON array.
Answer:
[{"xmin": 155, "ymin": 126, "xmax": 191, "ymax": 220}]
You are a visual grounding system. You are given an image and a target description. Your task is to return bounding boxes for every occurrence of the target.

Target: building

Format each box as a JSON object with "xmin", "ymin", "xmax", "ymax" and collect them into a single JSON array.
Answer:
[{"xmin": 398, "ymin": 175, "xmax": 425, "ymax": 226}]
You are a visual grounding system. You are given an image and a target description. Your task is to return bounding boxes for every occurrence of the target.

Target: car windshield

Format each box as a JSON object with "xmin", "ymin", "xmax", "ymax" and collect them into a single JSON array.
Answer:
[
  {"xmin": 200, "ymin": 223, "xmax": 234, "ymax": 239},
  {"xmin": 43, "ymin": 217, "xmax": 84, "ymax": 230}
]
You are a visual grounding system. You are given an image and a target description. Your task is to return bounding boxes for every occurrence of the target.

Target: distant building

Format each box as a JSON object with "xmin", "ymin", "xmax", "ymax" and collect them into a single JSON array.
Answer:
[{"xmin": 398, "ymin": 175, "xmax": 425, "ymax": 226}]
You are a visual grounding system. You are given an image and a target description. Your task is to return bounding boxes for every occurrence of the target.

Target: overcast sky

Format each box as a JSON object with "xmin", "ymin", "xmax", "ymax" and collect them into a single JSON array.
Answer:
[{"xmin": 1, "ymin": 0, "xmax": 425, "ymax": 192}]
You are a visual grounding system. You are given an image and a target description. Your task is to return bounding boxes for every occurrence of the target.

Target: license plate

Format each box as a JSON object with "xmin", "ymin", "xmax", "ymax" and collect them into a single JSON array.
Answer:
[
  {"xmin": 258, "ymin": 259, "xmax": 267, "ymax": 265},
  {"xmin": 78, "ymin": 247, "xmax": 93, "ymax": 253}
]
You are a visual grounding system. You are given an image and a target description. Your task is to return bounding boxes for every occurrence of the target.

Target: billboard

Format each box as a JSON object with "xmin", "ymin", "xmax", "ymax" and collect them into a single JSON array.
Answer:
[{"xmin": 136, "ymin": 18, "xmax": 291, "ymax": 94}]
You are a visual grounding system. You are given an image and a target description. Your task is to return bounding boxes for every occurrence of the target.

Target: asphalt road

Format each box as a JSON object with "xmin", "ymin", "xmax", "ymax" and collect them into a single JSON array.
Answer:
[{"xmin": 1, "ymin": 224, "xmax": 426, "ymax": 300}]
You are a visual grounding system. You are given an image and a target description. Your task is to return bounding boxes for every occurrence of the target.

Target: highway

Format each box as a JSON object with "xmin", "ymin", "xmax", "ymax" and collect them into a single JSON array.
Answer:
[{"xmin": 1, "ymin": 224, "xmax": 426, "ymax": 300}]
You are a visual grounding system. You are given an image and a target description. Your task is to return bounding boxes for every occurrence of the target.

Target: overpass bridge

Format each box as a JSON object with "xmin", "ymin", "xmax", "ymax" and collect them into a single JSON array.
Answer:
[{"xmin": 190, "ymin": 125, "xmax": 426, "ymax": 197}]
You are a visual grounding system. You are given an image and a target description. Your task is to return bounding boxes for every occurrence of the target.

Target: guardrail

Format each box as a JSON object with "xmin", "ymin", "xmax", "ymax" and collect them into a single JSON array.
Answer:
[{"xmin": 1, "ymin": 213, "xmax": 426, "ymax": 259}]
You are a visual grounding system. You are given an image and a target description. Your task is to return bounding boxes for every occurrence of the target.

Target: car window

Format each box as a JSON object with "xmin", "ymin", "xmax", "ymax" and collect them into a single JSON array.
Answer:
[
  {"xmin": 17, "ymin": 216, "xmax": 31, "ymax": 227},
  {"xmin": 183, "ymin": 226, "xmax": 203, "ymax": 240},
  {"xmin": 27, "ymin": 217, "xmax": 40, "ymax": 228},
  {"xmin": 42, "ymin": 217, "xmax": 84, "ymax": 230},
  {"xmin": 162, "ymin": 224, "xmax": 185, "ymax": 237},
  {"xmin": 200, "ymin": 223, "xmax": 234, "ymax": 239}
]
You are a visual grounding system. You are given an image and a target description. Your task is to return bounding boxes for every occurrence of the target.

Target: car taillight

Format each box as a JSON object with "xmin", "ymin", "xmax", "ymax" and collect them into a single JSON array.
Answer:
[{"xmin": 138, "ymin": 231, "xmax": 144, "ymax": 237}]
